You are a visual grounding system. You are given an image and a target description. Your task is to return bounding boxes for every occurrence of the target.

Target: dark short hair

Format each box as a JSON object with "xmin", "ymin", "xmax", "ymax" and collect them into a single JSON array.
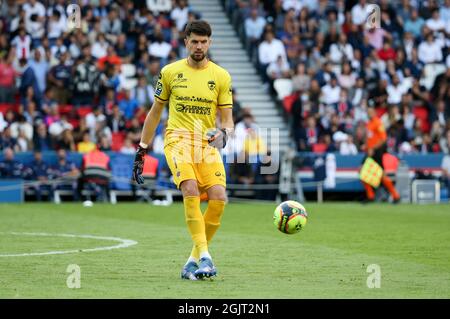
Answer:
[{"xmin": 185, "ymin": 20, "xmax": 212, "ymax": 37}]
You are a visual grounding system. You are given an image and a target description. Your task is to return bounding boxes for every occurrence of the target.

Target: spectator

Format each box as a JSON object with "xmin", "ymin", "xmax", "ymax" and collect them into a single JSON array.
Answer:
[
  {"xmin": 126, "ymin": 117, "xmax": 143, "ymax": 145},
  {"xmin": 91, "ymin": 33, "xmax": 109, "ymax": 60},
  {"xmin": 120, "ymin": 136, "xmax": 136, "ymax": 154},
  {"xmin": 335, "ymin": 134, "xmax": 358, "ymax": 155},
  {"xmin": 148, "ymin": 32, "xmax": 172, "ymax": 64},
  {"xmin": 11, "ymin": 27, "xmax": 32, "ymax": 60},
  {"xmin": 98, "ymin": 134, "xmax": 112, "ymax": 152},
  {"xmin": 296, "ymin": 115, "xmax": 319, "ymax": 152},
  {"xmin": 321, "ymin": 76, "xmax": 341, "ymax": 106},
  {"xmin": 72, "ymin": 47, "xmax": 100, "ymax": 106},
  {"xmin": 147, "ymin": 0, "xmax": 172, "ymax": 14},
  {"xmin": 25, "ymin": 151, "xmax": 53, "ymax": 201},
  {"xmin": 101, "ymin": 8, "xmax": 122, "ymax": 44},
  {"xmin": 425, "ymin": 9, "xmax": 446, "ymax": 33},
  {"xmin": 47, "ymin": 9, "xmax": 66, "ymax": 44},
  {"xmin": 107, "ymin": 104, "xmax": 127, "ymax": 133},
  {"xmin": 258, "ymin": 30, "xmax": 287, "ymax": 83},
  {"xmin": 32, "ymin": 122, "xmax": 52, "ymax": 151},
  {"xmin": 418, "ymin": 33, "xmax": 443, "ymax": 64},
  {"xmin": 10, "ymin": 114, "xmax": 33, "ymax": 142},
  {"xmin": 58, "ymin": 129, "xmax": 76, "ymax": 152},
  {"xmin": 329, "ymin": 33, "xmax": 354, "ymax": 65},
  {"xmin": 77, "ymin": 131, "xmax": 97, "ymax": 154},
  {"xmin": 404, "ymin": 8, "xmax": 425, "ymax": 39},
  {"xmin": 0, "ymin": 54, "xmax": 17, "ymax": 103},
  {"xmin": 244, "ymin": 8, "xmax": 266, "ymax": 59},
  {"xmin": 171, "ymin": 0, "xmax": 190, "ymax": 31},
  {"xmin": 48, "ymin": 115, "xmax": 73, "ymax": 141},
  {"xmin": 230, "ymin": 150, "xmax": 255, "ymax": 185},
  {"xmin": 0, "ymin": 126, "xmax": 19, "ymax": 152},
  {"xmin": 51, "ymin": 148, "xmax": 80, "ymax": 201},
  {"xmin": 47, "ymin": 51, "xmax": 72, "ymax": 104},
  {"xmin": 119, "ymin": 89, "xmax": 142, "ymax": 121},
  {"xmin": 351, "ymin": 0, "xmax": 371, "ymax": 26},
  {"xmin": 292, "ymin": 63, "xmax": 310, "ymax": 92},
  {"xmin": 0, "ymin": 148, "xmax": 23, "ymax": 178},
  {"xmin": 131, "ymin": 76, "xmax": 154, "ymax": 109},
  {"xmin": 266, "ymin": 55, "xmax": 290, "ymax": 94},
  {"xmin": 28, "ymin": 47, "xmax": 49, "ymax": 96},
  {"xmin": 337, "ymin": 62, "xmax": 356, "ymax": 90}
]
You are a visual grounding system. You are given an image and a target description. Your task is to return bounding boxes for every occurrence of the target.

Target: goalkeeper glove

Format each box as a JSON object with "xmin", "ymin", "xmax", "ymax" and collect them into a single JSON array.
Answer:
[
  {"xmin": 133, "ymin": 144, "xmax": 148, "ymax": 184},
  {"xmin": 207, "ymin": 128, "xmax": 228, "ymax": 149}
]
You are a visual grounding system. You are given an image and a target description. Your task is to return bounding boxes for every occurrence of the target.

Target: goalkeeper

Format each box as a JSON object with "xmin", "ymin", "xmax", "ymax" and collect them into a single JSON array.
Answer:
[
  {"xmin": 133, "ymin": 20, "xmax": 234, "ymax": 280},
  {"xmin": 361, "ymin": 106, "xmax": 400, "ymax": 203}
]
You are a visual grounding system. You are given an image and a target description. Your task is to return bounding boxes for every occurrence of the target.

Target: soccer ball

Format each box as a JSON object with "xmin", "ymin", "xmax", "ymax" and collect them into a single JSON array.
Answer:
[{"xmin": 273, "ymin": 200, "xmax": 308, "ymax": 234}]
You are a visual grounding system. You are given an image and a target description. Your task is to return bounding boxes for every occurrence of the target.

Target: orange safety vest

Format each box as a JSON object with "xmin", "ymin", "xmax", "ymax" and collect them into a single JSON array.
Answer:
[
  {"xmin": 143, "ymin": 155, "xmax": 159, "ymax": 178},
  {"xmin": 83, "ymin": 150, "xmax": 109, "ymax": 170},
  {"xmin": 366, "ymin": 116, "xmax": 386, "ymax": 149}
]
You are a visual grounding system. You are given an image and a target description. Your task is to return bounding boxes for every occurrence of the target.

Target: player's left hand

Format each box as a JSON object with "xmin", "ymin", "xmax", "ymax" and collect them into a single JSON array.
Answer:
[
  {"xmin": 133, "ymin": 145, "xmax": 147, "ymax": 184},
  {"xmin": 207, "ymin": 128, "xmax": 228, "ymax": 149}
]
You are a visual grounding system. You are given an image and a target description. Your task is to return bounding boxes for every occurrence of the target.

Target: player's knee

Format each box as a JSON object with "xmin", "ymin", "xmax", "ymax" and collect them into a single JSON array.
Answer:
[
  {"xmin": 180, "ymin": 180, "xmax": 200, "ymax": 197},
  {"xmin": 207, "ymin": 187, "xmax": 227, "ymax": 202}
]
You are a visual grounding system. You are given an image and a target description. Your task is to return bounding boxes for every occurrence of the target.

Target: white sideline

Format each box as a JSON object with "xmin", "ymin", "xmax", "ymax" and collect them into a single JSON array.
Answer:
[{"xmin": 0, "ymin": 232, "xmax": 138, "ymax": 257}]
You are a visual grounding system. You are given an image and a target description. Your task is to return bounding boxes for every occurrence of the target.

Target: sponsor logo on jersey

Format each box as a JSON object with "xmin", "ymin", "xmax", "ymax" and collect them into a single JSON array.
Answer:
[{"xmin": 175, "ymin": 103, "xmax": 211, "ymax": 115}]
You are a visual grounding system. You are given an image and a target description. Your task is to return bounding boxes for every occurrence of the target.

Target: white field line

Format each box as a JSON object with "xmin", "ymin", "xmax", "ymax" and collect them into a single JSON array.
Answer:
[{"xmin": 0, "ymin": 232, "xmax": 138, "ymax": 257}]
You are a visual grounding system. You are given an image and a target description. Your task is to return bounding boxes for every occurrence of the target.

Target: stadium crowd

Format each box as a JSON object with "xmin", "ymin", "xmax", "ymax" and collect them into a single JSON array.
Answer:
[
  {"xmin": 0, "ymin": 0, "xmax": 450, "ymax": 197},
  {"xmin": 228, "ymin": 0, "xmax": 450, "ymax": 156}
]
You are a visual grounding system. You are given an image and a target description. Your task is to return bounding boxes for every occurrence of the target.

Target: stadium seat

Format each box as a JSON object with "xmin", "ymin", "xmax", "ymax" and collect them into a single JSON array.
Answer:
[
  {"xmin": 312, "ymin": 143, "xmax": 327, "ymax": 153},
  {"xmin": 273, "ymin": 79, "xmax": 293, "ymax": 101},
  {"xmin": 58, "ymin": 104, "xmax": 73, "ymax": 115},
  {"xmin": 413, "ymin": 106, "xmax": 430, "ymax": 133},
  {"xmin": 375, "ymin": 107, "xmax": 387, "ymax": 118},
  {"xmin": 111, "ymin": 132, "xmax": 126, "ymax": 151},
  {"xmin": 77, "ymin": 106, "xmax": 93, "ymax": 118},
  {"xmin": 0, "ymin": 103, "xmax": 14, "ymax": 114}
]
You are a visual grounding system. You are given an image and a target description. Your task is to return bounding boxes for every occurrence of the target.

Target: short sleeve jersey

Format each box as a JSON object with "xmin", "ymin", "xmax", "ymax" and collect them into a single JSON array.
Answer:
[
  {"xmin": 366, "ymin": 116, "xmax": 387, "ymax": 149},
  {"xmin": 154, "ymin": 58, "xmax": 233, "ymax": 146}
]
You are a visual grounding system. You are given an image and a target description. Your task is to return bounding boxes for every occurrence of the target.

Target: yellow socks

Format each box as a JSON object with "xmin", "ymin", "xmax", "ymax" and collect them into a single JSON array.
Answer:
[
  {"xmin": 183, "ymin": 196, "xmax": 208, "ymax": 256},
  {"xmin": 190, "ymin": 199, "xmax": 226, "ymax": 260}
]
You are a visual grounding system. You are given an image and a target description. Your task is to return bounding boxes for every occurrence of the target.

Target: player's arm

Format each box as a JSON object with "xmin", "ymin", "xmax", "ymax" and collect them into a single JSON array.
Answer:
[
  {"xmin": 133, "ymin": 99, "xmax": 166, "ymax": 184},
  {"xmin": 140, "ymin": 99, "xmax": 166, "ymax": 147},
  {"xmin": 220, "ymin": 107, "xmax": 234, "ymax": 134}
]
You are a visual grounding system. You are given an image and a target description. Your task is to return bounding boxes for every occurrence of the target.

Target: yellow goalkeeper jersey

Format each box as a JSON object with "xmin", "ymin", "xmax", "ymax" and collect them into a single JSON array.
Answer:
[{"xmin": 154, "ymin": 58, "xmax": 233, "ymax": 146}]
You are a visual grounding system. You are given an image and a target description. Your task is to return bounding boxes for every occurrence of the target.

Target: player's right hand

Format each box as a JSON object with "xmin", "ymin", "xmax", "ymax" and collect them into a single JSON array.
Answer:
[{"xmin": 133, "ymin": 145, "xmax": 147, "ymax": 184}]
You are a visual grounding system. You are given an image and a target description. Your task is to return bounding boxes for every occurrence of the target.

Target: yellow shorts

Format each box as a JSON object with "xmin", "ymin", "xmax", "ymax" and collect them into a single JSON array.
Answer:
[{"xmin": 164, "ymin": 142, "xmax": 226, "ymax": 192}]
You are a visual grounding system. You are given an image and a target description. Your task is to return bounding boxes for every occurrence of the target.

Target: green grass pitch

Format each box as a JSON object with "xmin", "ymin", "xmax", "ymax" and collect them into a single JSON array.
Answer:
[{"xmin": 0, "ymin": 202, "xmax": 449, "ymax": 298}]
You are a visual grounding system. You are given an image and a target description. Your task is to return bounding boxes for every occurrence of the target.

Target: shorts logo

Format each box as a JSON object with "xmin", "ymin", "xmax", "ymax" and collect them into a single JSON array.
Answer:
[
  {"xmin": 215, "ymin": 171, "xmax": 221, "ymax": 177},
  {"xmin": 208, "ymin": 80, "xmax": 216, "ymax": 90},
  {"xmin": 176, "ymin": 171, "xmax": 181, "ymax": 177}
]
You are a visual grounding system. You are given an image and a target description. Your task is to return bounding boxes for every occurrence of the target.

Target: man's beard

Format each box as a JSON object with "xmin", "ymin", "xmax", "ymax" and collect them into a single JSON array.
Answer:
[{"xmin": 190, "ymin": 52, "xmax": 206, "ymax": 62}]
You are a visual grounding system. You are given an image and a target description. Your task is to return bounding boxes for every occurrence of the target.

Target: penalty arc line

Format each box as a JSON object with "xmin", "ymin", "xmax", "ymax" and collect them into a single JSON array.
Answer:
[{"xmin": 0, "ymin": 232, "xmax": 138, "ymax": 257}]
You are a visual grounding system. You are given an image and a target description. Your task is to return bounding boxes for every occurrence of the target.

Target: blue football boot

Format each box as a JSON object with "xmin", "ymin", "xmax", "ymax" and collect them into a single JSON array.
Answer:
[
  {"xmin": 181, "ymin": 261, "xmax": 199, "ymax": 281},
  {"xmin": 194, "ymin": 257, "xmax": 217, "ymax": 279}
]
